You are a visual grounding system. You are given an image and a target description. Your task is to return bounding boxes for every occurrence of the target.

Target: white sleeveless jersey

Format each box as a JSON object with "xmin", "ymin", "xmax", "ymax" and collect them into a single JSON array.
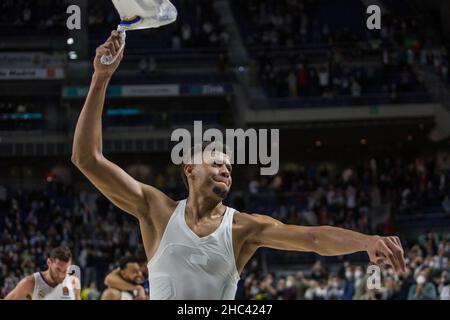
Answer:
[
  {"xmin": 147, "ymin": 199, "xmax": 240, "ymax": 300},
  {"xmin": 31, "ymin": 272, "xmax": 76, "ymax": 300},
  {"xmin": 120, "ymin": 291, "xmax": 134, "ymax": 300}
]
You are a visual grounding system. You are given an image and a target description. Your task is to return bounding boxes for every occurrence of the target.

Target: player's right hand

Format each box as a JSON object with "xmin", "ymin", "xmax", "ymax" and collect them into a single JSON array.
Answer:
[
  {"xmin": 93, "ymin": 30, "xmax": 124, "ymax": 78},
  {"xmin": 367, "ymin": 235, "xmax": 406, "ymax": 274}
]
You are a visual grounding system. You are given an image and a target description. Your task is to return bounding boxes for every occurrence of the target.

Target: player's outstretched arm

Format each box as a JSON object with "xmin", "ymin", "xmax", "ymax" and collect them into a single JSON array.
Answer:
[
  {"xmin": 72, "ymin": 31, "xmax": 173, "ymax": 220},
  {"xmin": 248, "ymin": 214, "xmax": 406, "ymax": 274},
  {"xmin": 4, "ymin": 276, "xmax": 34, "ymax": 300}
]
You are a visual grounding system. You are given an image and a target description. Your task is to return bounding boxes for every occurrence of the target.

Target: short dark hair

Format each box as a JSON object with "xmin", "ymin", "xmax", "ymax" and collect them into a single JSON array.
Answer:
[
  {"xmin": 181, "ymin": 141, "xmax": 232, "ymax": 190},
  {"xmin": 119, "ymin": 256, "xmax": 140, "ymax": 270},
  {"xmin": 48, "ymin": 246, "xmax": 72, "ymax": 262}
]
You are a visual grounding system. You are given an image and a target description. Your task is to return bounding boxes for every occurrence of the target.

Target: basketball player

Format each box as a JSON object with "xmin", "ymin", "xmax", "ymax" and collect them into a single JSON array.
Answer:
[
  {"xmin": 104, "ymin": 256, "xmax": 149, "ymax": 299},
  {"xmin": 5, "ymin": 246, "xmax": 81, "ymax": 300},
  {"xmin": 71, "ymin": 31, "xmax": 406, "ymax": 300},
  {"xmin": 101, "ymin": 256, "xmax": 146, "ymax": 300}
]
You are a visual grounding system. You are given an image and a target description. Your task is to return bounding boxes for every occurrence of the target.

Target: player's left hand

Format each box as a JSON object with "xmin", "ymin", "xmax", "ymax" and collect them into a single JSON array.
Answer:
[{"xmin": 367, "ymin": 235, "xmax": 406, "ymax": 274}]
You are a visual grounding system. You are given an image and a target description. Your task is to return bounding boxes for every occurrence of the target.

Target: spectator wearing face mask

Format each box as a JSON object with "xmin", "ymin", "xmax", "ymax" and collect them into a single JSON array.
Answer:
[
  {"xmin": 407, "ymin": 269, "xmax": 437, "ymax": 300},
  {"xmin": 326, "ymin": 274, "xmax": 344, "ymax": 300},
  {"xmin": 282, "ymin": 275, "xmax": 297, "ymax": 300},
  {"xmin": 382, "ymin": 274, "xmax": 402, "ymax": 300}
]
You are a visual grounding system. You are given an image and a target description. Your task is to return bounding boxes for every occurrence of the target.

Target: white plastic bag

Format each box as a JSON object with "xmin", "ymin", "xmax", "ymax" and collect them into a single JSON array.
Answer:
[
  {"xmin": 101, "ymin": 0, "xmax": 177, "ymax": 65},
  {"xmin": 113, "ymin": 0, "xmax": 177, "ymax": 30}
]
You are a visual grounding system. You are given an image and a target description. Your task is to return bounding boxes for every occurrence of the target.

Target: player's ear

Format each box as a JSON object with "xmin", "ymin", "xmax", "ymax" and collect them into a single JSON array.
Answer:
[
  {"xmin": 184, "ymin": 164, "xmax": 194, "ymax": 177},
  {"xmin": 46, "ymin": 258, "xmax": 51, "ymax": 268}
]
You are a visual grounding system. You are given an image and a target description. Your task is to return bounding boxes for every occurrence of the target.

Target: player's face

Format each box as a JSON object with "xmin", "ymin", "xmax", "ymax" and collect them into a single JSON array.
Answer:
[
  {"xmin": 122, "ymin": 262, "xmax": 143, "ymax": 285},
  {"xmin": 190, "ymin": 151, "xmax": 232, "ymax": 200},
  {"xmin": 48, "ymin": 258, "xmax": 71, "ymax": 284}
]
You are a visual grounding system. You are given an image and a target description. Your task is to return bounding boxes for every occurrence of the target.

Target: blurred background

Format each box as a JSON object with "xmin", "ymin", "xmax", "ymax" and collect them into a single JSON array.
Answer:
[{"xmin": 0, "ymin": 0, "xmax": 449, "ymax": 300}]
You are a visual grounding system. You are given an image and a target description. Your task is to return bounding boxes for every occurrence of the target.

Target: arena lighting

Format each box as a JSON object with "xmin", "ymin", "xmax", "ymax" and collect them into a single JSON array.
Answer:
[
  {"xmin": 68, "ymin": 51, "xmax": 78, "ymax": 60},
  {"xmin": 67, "ymin": 38, "xmax": 74, "ymax": 45},
  {"xmin": 106, "ymin": 108, "xmax": 141, "ymax": 116}
]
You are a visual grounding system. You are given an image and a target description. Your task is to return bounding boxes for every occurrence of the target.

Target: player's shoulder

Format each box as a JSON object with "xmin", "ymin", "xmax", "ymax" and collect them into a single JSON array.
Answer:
[
  {"xmin": 232, "ymin": 211, "xmax": 276, "ymax": 231},
  {"xmin": 23, "ymin": 274, "xmax": 36, "ymax": 284},
  {"xmin": 141, "ymin": 184, "xmax": 178, "ymax": 220},
  {"xmin": 18, "ymin": 274, "xmax": 35, "ymax": 290}
]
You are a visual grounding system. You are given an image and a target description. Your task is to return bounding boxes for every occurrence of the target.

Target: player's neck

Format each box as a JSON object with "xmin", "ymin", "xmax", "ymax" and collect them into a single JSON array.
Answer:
[
  {"xmin": 185, "ymin": 194, "xmax": 223, "ymax": 220},
  {"xmin": 42, "ymin": 270, "xmax": 58, "ymax": 287}
]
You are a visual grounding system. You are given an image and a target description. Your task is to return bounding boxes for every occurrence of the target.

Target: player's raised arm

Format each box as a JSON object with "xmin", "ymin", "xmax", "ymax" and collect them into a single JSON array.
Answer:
[
  {"xmin": 246, "ymin": 214, "xmax": 406, "ymax": 274},
  {"xmin": 4, "ymin": 276, "xmax": 34, "ymax": 300},
  {"xmin": 71, "ymin": 31, "xmax": 173, "ymax": 220}
]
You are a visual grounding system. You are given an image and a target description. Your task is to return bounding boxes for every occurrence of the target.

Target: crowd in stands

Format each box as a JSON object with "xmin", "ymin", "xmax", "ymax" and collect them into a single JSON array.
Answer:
[
  {"xmin": 0, "ymin": 0, "xmax": 67, "ymax": 33},
  {"xmin": 1, "ymin": 0, "xmax": 230, "ymax": 50},
  {"xmin": 234, "ymin": 0, "xmax": 364, "ymax": 48},
  {"xmin": 237, "ymin": 233, "xmax": 450, "ymax": 300},
  {"xmin": 88, "ymin": 0, "xmax": 230, "ymax": 50},
  {"xmin": 246, "ymin": 152, "xmax": 450, "ymax": 231},
  {"xmin": 257, "ymin": 50, "xmax": 426, "ymax": 100},
  {"xmin": 232, "ymin": 0, "xmax": 446, "ymax": 102}
]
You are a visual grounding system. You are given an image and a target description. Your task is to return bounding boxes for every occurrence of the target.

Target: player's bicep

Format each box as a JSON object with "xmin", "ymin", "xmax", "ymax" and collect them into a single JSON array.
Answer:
[
  {"xmin": 249, "ymin": 214, "xmax": 317, "ymax": 252},
  {"xmin": 4, "ymin": 276, "xmax": 34, "ymax": 300}
]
